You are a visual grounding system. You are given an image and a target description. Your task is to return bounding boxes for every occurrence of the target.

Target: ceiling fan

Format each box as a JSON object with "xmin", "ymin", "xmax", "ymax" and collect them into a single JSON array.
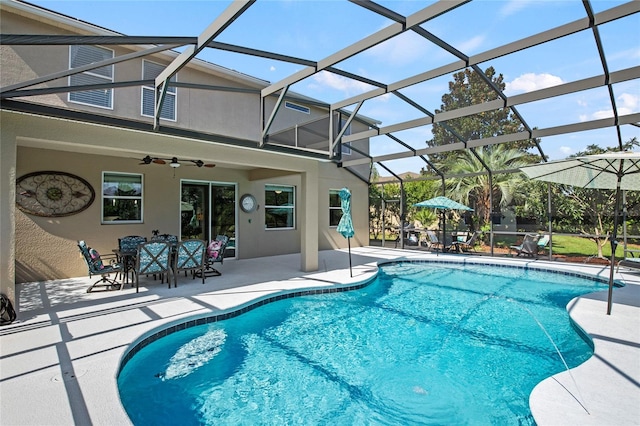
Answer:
[{"xmin": 139, "ymin": 155, "xmax": 215, "ymax": 168}]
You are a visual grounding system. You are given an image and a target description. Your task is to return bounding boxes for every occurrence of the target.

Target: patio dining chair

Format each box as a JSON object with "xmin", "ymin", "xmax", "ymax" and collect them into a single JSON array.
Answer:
[
  {"xmin": 117, "ymin": 235, "xmax": 147, "ymax": 284},
  {"xmin": 77, "ymin": 240, "xmax": 123, "ymax": 292},
  {"xmin": 134, "ymin": 241, "xmax": 174, "ymax": 293},
  {"xmin": 151, "ymin": 233, "xmax": 179, "ymax": 244},
  {"xmin": 173, "ymin": 239, "xmax": 207, "ymax": 285}
]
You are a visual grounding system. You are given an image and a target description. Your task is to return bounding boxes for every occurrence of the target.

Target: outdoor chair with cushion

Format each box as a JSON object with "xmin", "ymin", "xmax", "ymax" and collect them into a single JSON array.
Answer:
[
  {"xmin": 197, "ymin": 235, "xmax": 229, "ymax": 277},
  {"xmin": 134, "ymin": 241, "xmax": 174, "ymax": 293},
  {"xmin": 151, "ymin": 233, "xmax": 179, "ymax": 244},
  {"xmin": 425, "ymin": 230, "xmax": 443, "ymax": 253},
  {"xmin": 509, "ymin": 234, "xmax": 541, "ymax": 257},
  {"xmin": 616, "ymin": 257, "xmax": 640, "ymax": 273},
  {"xmin": 117, "ymin": 235, "xmax": 147, "ymax": 283},
  {"xmin": 448, "ymin": 231, "xmax": 481, "ymax": 253},
  {"xmin": 537, "ymin": 234, "xmax": 550, "ymax": 256},
  {"xmin": 77, "ymin": 240, "xmax": 123, "ymax": 292},
  {"xmin": 173, "ymin": 239, "xmax": 207, "ymax": 285}
]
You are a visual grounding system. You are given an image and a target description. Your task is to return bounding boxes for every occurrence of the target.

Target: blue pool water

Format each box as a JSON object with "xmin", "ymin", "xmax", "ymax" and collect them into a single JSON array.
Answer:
[{"xmin": 118, "ymin": 262, "xmax": 608, "ymax": 425}]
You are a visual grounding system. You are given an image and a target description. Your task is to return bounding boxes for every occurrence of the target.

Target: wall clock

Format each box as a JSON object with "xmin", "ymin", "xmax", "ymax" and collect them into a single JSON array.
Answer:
[
  {"xmin": 240, "ymin": 193, "xmax": 257, "ymax": 213},
  {"xmin": 16, "ymin": 171, "xmax": 95, "ymax": 217}
]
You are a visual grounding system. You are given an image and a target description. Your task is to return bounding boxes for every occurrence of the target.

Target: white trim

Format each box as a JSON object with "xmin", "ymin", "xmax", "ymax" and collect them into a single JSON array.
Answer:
[{"xmin": 101, "ymin": 171, "xmax": 143, "ymax": 224}]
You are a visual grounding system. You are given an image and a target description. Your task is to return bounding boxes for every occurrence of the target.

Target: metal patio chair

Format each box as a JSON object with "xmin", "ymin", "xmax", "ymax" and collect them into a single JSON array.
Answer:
[
  {"xmin": 173, "ymin": 239, "xmax": 207, "ymax": 285},
  {"xmin": 77, "ymin": 240, "xmax": 123, "ymax": 292},
  {"xmin": 134, "ymin": 241, "xmax": 174, "ymax": 293}
]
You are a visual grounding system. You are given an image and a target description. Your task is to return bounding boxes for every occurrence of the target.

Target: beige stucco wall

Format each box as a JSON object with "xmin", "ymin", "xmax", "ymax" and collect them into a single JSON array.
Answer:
[{"xmin": 11, "ymin": 133, "xmax": 367, "ymax": 283}]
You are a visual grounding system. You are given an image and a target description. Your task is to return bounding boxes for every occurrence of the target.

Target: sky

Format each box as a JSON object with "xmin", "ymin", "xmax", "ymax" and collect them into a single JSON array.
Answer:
[{"xmin": 22, "ymin": 0, "xmax": 640, "ymax": 175}]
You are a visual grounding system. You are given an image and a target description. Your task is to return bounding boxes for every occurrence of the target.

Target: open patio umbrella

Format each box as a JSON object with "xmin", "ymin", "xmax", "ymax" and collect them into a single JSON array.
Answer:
[
  {"xmin": 337, "ymin": 187, "xmax": 355, "ymax": 277},
  {"xmin": 413, "ymin": 196, "xmax": 473, "ymax": 253},
  {"xmin": 520, "ymin": 151, "xmax": 640, "ymax": 315}
]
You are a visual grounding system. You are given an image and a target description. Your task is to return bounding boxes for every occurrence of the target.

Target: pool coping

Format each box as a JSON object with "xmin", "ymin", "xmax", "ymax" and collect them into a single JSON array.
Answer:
[{"xmin": 1, "ymin": 247, "xmax": 639, "ymax": 425}]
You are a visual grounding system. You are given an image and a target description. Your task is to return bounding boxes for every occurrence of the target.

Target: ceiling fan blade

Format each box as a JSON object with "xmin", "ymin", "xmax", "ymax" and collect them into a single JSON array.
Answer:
[
  {"xmin": 153, "ymin": 158, "xmax": 166, "ymax": 165},
  {"xmin": 189, "ymin": 159, "xmax": 216, "ymax": 168},
  {"xmin": 140, "ymin": 155, "xmax": 153, "ymax": 165}
]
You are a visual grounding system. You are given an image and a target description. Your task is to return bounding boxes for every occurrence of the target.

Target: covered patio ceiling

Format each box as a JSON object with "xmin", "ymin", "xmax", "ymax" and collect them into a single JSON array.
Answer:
[{"xmin": 1, "ymin": 0, "xmax": 639, "ymax": 182}]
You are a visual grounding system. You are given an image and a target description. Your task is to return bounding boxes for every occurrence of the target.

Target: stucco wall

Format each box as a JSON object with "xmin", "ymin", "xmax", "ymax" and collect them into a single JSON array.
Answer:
[{"xmin": 13, "ymin": 145, "xmax": 368, "ymax": 283}]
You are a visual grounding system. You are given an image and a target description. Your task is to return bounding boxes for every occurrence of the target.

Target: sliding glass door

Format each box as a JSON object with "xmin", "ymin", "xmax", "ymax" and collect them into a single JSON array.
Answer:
[{"xmin": 181, "ymin": 181, "xmax": 236, "ymax": 258}]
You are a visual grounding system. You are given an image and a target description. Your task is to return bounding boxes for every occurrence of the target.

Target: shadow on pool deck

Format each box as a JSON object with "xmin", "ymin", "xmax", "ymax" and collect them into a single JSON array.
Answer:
[{"xmin": 1, "ymin": 247, "xmax": 638, "ymax": 425}]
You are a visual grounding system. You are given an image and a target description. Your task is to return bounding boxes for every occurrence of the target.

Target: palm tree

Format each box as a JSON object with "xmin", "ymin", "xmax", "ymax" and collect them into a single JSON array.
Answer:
[{"xmin": 441, "ymin": 145, "xmax": 533, "ymax": 225}]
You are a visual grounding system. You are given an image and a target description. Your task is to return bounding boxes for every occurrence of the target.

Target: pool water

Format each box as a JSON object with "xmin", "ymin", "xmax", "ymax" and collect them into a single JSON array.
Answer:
[{"xmin": 118, "ymin": 262, "xmax": 607, "ymax": 425}]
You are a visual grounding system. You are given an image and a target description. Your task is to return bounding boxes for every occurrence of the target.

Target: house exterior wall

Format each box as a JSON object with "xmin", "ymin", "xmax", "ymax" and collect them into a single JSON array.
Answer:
[{"xmin": 1, "ymin": 1, "xmax": 371, "ymax": 288}]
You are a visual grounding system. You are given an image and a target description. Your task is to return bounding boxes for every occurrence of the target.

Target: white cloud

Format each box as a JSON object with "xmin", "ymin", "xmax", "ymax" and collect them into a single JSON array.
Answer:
[
  {"xmin": 456, "ymin": 35, "xmax": 485, "ymax": 54},
  {"xmin": 309, "ymin": 71, "xmax": 373, "ymax": 95},
  {"xmin": 366, "ymin": 31, "xmax": 430, "ymax": 66},
  {"xmin": 499, "ymin": 0, "xmax": 534, "ymax": 17},
  {"xmin": 559, "ymin": 146, "xmax": 573, "ymax": 155},
  {"xmin": 505, "ymin": 73, "xmax": 564, "ymax": 94},
  {"xmin": 592, "ymin": 109, "xmax": 615, "ymax": 120},
  {"xmin": 270, "ymin": 66, "xmax": 276, "ymax": 72},
  {"xmin": 582, "ymin": 92, "xmax": 638, "ymax": 121},
  {"xmin": 618, "ymin": 92, "xmax": 638, "ymax": 109}
]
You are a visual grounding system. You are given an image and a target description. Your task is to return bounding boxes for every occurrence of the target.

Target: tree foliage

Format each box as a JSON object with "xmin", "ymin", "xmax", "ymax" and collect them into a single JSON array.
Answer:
[{"xmin": 426, "ymin": 67, "xmax": 540, "ymax": 166}]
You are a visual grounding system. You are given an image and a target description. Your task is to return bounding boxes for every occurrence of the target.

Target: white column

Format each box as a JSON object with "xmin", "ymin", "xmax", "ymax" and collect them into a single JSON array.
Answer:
[
  {"xmin": 300, "ymin": 165, "xmax": 319, "ymax": 272},
  {"xmin": 0, "ymin": 118, "xmax": 17, "ymax": 304}
]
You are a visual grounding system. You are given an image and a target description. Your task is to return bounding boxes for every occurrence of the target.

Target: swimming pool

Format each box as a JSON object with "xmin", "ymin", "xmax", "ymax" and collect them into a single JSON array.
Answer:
[{"xmin": 118, "ymin": 261, "xmax": 608, "ymax": 425}]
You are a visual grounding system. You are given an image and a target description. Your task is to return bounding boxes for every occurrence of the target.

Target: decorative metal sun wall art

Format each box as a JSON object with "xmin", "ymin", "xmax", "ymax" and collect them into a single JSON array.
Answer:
[{"xmin": 16, "ymin": 171, "xmax": 95, "ymax": 217}]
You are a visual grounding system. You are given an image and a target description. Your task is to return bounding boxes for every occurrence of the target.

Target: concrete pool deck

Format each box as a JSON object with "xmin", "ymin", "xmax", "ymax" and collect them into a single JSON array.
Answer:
[{"xmin": 1, "ymin": 247, "xmax": 639, "ymax": 425}]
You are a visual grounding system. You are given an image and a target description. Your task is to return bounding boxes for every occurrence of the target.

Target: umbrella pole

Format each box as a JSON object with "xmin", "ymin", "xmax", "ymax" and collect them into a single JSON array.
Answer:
[
  {"xmin": 607, "ymin": 176, "xmax": 623, "ymax": 315},
  {"xmin": 348, "ymin": 237, "xmax": 352, "ymax": 277}
]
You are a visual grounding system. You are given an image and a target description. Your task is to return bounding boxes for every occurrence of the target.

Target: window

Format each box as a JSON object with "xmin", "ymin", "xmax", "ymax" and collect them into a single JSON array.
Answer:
[
  {"xmin": 142, "ymin": 60, "xmax": 177, "ymax": 121},
  {"xmin": 340, "ymin": 118, "xmax": 352, "ymax": 155},
  {"xmin": 265, "ymin": 185, "xmax": 295, "ymax": 229},
  {"xmin": 69, "ymin": 45, "xmax": 114, "ymax": 108},
  {"xmin": 284, "ymin": 101, "xmax": 310, "ymax": 114},
  {"xmin": 329, "ymin": 189, "xmax": 343, "ymax": 227},
  {"xmin": 102, "ymin": 172, "xmax": 143, "ymax": 223}
]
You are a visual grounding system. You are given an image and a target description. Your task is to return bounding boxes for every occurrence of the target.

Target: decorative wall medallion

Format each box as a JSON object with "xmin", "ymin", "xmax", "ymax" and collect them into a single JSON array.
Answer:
[{"xmin": 16, "ymin": 171, "xmax": 95, "ymax": 217}]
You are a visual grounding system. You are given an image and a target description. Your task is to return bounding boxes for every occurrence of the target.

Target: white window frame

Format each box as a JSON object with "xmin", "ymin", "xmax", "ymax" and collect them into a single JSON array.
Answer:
[
  {"xmin": 264, "ymin": 184, "xmax": 296, "ymax": 230},
  {"xmin": 285, "ymin": 101, "xmax": 310, "ymax": 114},
  {"xmin": 101, "ymin": 172, "xmax": 144, "ymax": 224},
  {"xmin": 141, "ymin": 60, "xmax": 177, "ymax": 121},
  {"xmin": 329, "ymin": 189, "xmax": 343, "ymax": 227},
  {"xmin": 68, "ymin": 45, "xmax": 114, "ymax": 109}
]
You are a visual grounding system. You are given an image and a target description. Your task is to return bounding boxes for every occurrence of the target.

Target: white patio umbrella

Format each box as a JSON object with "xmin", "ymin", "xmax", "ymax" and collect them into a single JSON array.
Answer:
[{"xmin": 520, "ymin": 151, "xmax": 640, "ymax": 315}]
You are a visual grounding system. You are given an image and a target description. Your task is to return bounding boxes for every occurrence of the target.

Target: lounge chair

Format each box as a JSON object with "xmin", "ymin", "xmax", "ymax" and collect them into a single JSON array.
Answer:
[
  {"xmin": 537, "ymin": 234, "xmax": 550, "ymax": 256},
  {"xmin": 509, "ymin": 234, "xmax": 541, "ymax": 257},
  {"xmin": 77, "ymin": 240, "xmax": 123, "ymax": 292},
  {"xmin": 448, "ymin": 231, "xmax": 481, "ymax": 253},
  {"xmin": 616, "ymin": 257, "xmax": 640, "ymax": 273},
  {"xmin": 425, "ymin": 230, "xmax": 443, "ymax": 253}
]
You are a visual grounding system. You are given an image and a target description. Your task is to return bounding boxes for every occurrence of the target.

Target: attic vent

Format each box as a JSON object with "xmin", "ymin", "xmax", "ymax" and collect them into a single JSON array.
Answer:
[{"xmin": 285, "ymin": 101, "xmax": 310, "ymax": 114}]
